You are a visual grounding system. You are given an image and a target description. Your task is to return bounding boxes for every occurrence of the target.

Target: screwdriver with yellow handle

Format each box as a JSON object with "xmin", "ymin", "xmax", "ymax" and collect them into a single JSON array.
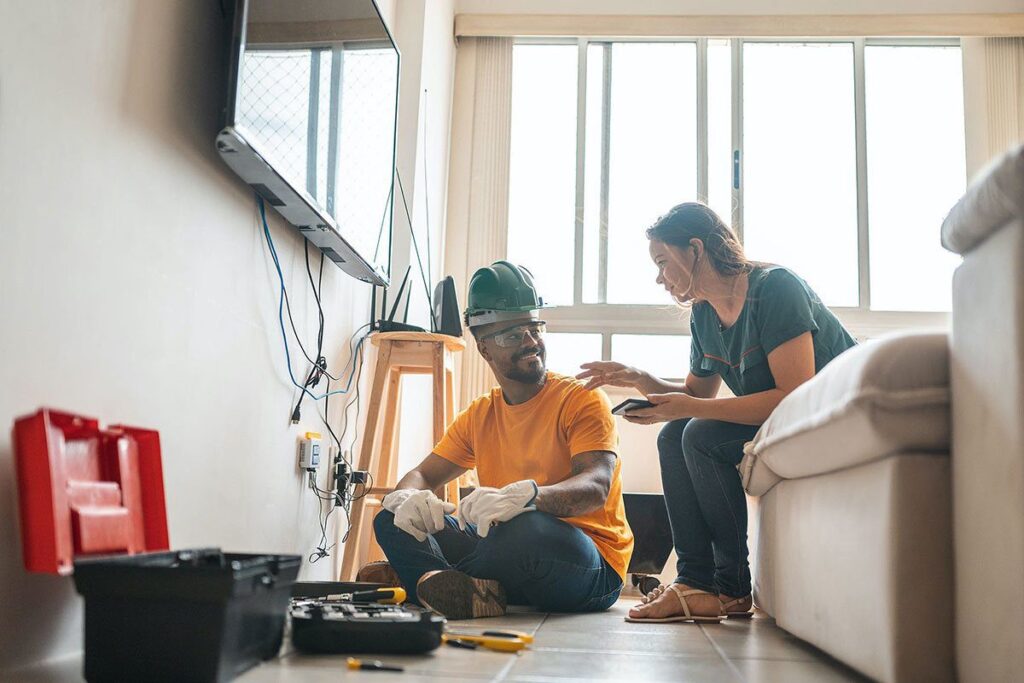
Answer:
[
  {"xmin": 349, "ymin": 587, "xmax": 407, "ymax": 604},
  {"xmin": 441, "ymin": 630, "xmax": 533, "ymax": 652},
  {"xmin": 347, "ymin": 657, "xmax": 403, "ymax": 672},
  {"xmin": 446, "ymin": 629, "xmax": 534, "ymax": 644}
]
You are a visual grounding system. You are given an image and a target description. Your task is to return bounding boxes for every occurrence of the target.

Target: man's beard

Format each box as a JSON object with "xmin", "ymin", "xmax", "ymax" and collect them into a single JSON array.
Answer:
[{"xmin": 503, "ymin": 347, "xmax": 546, "ymax": 384}]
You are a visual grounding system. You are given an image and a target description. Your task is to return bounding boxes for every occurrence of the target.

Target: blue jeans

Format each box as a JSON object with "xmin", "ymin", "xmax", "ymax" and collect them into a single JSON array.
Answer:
[
  {"xmin": 373, "ymin": 509, "xmax": 622, "ymax": 612},
  {"xmin": 658, "ymin": 418, "xmax": 761, "ymax": 598}
]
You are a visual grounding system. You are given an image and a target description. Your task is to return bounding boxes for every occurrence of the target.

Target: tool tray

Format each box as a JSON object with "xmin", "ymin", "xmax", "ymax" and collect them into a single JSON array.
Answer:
[{"xmin": 289, "ymin": 582, "xmax": 444, "ymax": 655}]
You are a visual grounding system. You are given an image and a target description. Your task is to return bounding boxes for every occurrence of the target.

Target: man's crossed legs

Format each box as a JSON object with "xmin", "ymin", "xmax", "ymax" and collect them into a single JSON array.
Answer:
[{"xmin": 373, "ymin": 509, "xmax": 622, "ymax": 617}]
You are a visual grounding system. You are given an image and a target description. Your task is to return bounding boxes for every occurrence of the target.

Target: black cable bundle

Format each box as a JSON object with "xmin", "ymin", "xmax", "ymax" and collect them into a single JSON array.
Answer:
[
  {"xmin": 257, "ymin": 154, "xmax": 435, "ymax": 565},
  {"xmin": 257, "ymin": 197, "xmax": 377, "ymax": 564}
]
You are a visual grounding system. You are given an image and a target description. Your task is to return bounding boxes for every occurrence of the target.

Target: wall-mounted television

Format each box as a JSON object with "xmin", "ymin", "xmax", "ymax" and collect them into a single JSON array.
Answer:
[{"xmin": 217, "ymin": 0, "xmax": 398, "ymax": 285}]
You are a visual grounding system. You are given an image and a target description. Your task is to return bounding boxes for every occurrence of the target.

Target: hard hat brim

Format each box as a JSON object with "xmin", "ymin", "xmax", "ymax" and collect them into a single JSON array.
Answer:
[{"xmin": 466, "ymin": 308, "xmax": 543, "ymax": 329}]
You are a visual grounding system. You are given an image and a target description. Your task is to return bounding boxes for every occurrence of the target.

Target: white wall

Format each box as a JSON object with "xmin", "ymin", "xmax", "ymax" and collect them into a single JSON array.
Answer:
[
  {"xmin": 390, "ymin": 0, "xmax": 456, "ymax": 329},
  {"xmin": 0, "ymin": 0, "xmax": 450, "ymax": 672},
  {"xmin": 458, "ymin": 0, "xmax": 1024, "ymax": 14},
  {"xmin": 383, "ymin": 0, "xmax": 459, "ymax": 476}
]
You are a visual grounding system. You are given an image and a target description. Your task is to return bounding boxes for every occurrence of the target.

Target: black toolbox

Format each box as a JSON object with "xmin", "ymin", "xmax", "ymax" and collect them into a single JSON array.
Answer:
[{"xmin": 73, "ymin": 548, "xmax": 300, "ymax": 682}]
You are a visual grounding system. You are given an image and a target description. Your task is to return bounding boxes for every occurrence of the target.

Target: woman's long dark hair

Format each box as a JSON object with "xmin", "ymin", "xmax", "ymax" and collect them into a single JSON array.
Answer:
[{"xmin": 646, "ymin": 202, "xmax": 753, "ymax": 278}]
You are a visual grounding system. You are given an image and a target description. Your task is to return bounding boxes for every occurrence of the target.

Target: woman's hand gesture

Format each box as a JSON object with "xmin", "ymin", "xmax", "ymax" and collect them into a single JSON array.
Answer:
[
  {"xmin": 622, "ymin": 392, "xmax": 698, "ymax": 425},
  {"xmin": 576, "ymin": 361, "xmax": 657, "ymax": 394}
]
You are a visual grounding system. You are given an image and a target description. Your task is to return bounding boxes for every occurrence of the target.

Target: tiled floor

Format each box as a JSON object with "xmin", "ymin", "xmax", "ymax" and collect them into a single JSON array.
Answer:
[
  {"xmin": 18, "ymin": 599, "xmax": 871, "ymax": 682},
  {"xmin": 248, "ymin": 599, "xmax": 871, "ymax": 683}
]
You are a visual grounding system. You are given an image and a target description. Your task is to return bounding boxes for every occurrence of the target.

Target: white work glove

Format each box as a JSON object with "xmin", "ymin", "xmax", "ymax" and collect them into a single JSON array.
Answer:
[
  {"xmin": 457, "ymin": 479, "xmax": 539, "ymax": 538},
  {"xmin": 382, "ymin": 489, "xmax": 456, "ymax": 542}
]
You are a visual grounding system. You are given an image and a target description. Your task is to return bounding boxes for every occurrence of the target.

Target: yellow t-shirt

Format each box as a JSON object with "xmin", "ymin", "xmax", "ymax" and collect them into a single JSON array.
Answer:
[{"xmin": 433, "ymin": 372, "xmax": 634, "ymax": 581}]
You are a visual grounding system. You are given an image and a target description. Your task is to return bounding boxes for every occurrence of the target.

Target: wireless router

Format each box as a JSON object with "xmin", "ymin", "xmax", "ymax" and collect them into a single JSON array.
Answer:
[{"xmin": 373, "ymin": 266, "xmax": 425, "ymax": 333}]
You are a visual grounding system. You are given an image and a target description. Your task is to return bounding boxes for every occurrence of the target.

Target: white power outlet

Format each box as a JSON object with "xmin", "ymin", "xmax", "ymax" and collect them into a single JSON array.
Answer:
[{"xmin": 298, "ymin": 432, "xmax": 322, "ymax": 471}]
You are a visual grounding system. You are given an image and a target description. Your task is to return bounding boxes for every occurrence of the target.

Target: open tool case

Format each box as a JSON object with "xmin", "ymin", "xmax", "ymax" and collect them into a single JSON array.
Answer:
[
  {"xmin": 290, "ymin": 581, "xmax": 445, "ymax": 654},
  {"xmin": 13, "ymin": 408, "xmax": 300, "ymax": 682}
]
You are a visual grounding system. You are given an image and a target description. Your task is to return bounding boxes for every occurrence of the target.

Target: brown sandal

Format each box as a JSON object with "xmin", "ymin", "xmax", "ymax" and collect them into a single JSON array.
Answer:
[
  {"xmin": 625, "ymin": 584, "xmax": 724, "ymax": 623},
  {"xmin": 720, "ymin": 595, "xmax": 754, "ymax": 619}
]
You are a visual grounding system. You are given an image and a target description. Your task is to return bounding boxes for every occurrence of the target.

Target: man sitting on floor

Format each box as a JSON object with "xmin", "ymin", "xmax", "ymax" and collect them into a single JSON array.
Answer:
[{"xmin": 369, "ymin": 260, "xmax": 634, "ymax": 619}]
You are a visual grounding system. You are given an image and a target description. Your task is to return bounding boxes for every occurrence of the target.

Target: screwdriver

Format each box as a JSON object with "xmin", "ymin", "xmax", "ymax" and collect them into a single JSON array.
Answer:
[
  {"xmin": 446, "ymin": 629, "xmax": 535, "ymax": 644},
  {"xmin": 347, "ymin": 657, "xmax": 404, "ymax": 672},
  {"xmin": 441, "ymin": 633, "xmax": 528, "ymax": 652},
  {"xmin": 480, "ymin": 630, "xmax": 534, "ymax": 644},
  {"xmin": 349, "ymin": 587, "xmax": 407, "ymax": 604}
]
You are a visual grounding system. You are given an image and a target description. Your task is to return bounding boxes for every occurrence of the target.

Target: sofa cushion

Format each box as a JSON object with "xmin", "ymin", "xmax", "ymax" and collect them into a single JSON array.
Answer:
[
  {"xmin": 941, "ymin": 143, "xmax": 1024, "ymax": 255},
  {"xmin": 741, "ymin": 332, "xmax": 950, "ymax": 495}
]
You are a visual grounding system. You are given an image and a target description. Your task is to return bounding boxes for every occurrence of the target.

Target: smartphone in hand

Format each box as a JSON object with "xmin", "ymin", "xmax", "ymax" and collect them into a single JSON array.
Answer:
[{"xmin": 610, "ymin": 398, "xmax": 656, "ymax": 416}]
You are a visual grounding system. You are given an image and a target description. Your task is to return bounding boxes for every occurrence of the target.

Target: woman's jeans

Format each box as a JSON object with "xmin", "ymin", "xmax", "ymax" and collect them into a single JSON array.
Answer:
[
  {"xmin": 658, "ymin": 417, "xmax": 761, "ymax": 598},
  {"xmin": 374, "ymin": 509, "xmax": 623, "ymax": 612}
]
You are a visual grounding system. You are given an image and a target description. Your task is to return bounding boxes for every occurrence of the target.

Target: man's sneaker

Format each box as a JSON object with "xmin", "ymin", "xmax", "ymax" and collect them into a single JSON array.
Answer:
[
  {"xmin": 416, "ymin": 569, "xmax": 506, "ymax": 619},
  {"xmin": 356, "ymin": 560, "xmax": 403, "ymax": 588}
]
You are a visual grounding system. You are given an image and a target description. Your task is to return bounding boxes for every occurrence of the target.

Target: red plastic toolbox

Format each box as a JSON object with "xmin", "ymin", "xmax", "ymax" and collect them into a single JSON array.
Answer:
[
  {"xmin": 12, "ymin": 408, "xmax": 170, "ymax": 574},
  {"xmin": 13, "ymin": 409, "xmax": 301, "ymax": 682}
]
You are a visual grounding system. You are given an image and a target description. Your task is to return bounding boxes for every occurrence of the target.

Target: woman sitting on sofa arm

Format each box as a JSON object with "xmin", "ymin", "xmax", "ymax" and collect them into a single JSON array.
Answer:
[{"xmin": 577, "ymin": 202, "xmax": 857, "ymax": 623}]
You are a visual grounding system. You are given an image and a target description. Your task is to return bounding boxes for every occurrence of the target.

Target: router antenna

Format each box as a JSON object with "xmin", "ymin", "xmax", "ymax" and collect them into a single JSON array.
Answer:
[{"xmin": 387, "ymin": 265, "xmax": 412, "ymax": 323}]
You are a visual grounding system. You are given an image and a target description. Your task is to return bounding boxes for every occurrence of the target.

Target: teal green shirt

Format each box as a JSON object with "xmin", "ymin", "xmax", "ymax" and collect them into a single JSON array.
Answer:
[{"xmin": 689, "ymin": 265, "xmax": 857, "ymax": 396}]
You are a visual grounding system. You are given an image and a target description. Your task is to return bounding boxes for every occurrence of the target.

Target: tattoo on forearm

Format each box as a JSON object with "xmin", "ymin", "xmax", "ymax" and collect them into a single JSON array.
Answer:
[
  {"xmin": 536, "ymin": 452, "xmax": 615, "ymax": 518},
  {"xmin": 536, "ymin": 488, "xmax": 590, "ymax": 517}
]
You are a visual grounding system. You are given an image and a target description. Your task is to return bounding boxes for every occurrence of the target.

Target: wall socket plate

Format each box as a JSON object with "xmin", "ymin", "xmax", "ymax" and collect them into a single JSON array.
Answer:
[{"xmin": 298, "ymin": 432, "xmax": 322, "ymax": 471}]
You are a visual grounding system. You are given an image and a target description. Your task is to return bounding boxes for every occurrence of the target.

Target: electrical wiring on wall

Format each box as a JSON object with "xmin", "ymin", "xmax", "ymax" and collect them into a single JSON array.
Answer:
[
  {"xmin": 258, "ymin": 158, "xmax": 438, "ymax": 563},
  {"xmin": 257, "ymin": 195, "xmax": 375, "ymax": 563}
]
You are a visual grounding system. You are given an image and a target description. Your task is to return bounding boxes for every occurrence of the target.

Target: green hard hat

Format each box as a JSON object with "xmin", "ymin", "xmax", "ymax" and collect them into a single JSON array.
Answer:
[{"xmin": 464, "ymin": 260, "xmax": 546, "ymax": 328}]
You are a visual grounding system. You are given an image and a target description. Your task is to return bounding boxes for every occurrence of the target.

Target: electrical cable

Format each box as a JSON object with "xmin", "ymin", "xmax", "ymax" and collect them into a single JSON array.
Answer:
[
  {"xmin": 258, "ymin": 194, "xmax": 372, "ymax": 561},
  {"xmin": 308, "ymin": 471, "xmax": 340, "ymax": 563},
  {"xmin": 311, "ymin": 320, "xmax": 372, "ymax": 557},
  {"xmin": 342, "ymin": 342, "xmax": 366, "ymax": 471},
  {"xmin": 301, "ymin": 248, "xmax": 344, "ymax": 563},
  {"xmin": 318, "ymin": 322, "xmax": 370, "ymax": 458},
  {"xmin": 291, "ymin": 242, "xmax": 329, "ymax": 422},
  {"xmin": 306, "ymin": 241, "xmax": 326, "ymax": 348},
  {"xmin": 259, "ymin": 196, "xmax": 367, "ymax": 400},
  {"xmin": 257, "ymin": 196, "xmax": 381, "ymax": 561},
  {"xmin": 346, "ymin": 335, "xmax": 371, "ymax": 506},
  {"xmin": 319, "ymin": 379, "xmax": 343, "ymax": 455},
  {"xmin": 336, "ymin": 321, "xmax": 371, "ymax": 542},
  {"xmin": 394, "ymin": 169, "xmax": 438, "ymax": 332},
  {"xmin": 282, "ymin": 274, "xmax": 322, "ymax": 370},
  {"xmin": 340, "ymin": 329, "xmax": 368, "ymax": 455},
  {"xmin": 421, "ymin": 88, "xmax": 433, "ymax": 295},
  {"xmin": 373, "ymin": 182, "xmax": 394, "ymax": 269},
  {"xmin": 310, "ymin": 311, "xmax": 374, "ymax": 557}
]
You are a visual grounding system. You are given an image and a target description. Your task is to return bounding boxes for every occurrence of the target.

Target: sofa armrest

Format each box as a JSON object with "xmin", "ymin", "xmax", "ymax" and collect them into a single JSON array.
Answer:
[
  {"xmin": 740, "ymin": 442, "xmax": 783, "ymax": 497},
  {"xmin": 941, "ymin": 144, "xmax": 1024, "ymax": 255},
  {"xmin": 742, "ymin": 333, "xmax": 950, "ymax": 495}
]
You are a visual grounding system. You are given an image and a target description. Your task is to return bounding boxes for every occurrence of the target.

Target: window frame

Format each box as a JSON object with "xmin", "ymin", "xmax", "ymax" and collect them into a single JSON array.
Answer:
[{"xmin": 510, "ymin": 36, "xmax": 960, "ymax": 367}]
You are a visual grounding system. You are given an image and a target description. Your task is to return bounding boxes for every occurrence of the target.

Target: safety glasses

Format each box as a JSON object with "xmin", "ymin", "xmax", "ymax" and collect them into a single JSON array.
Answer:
[{"xmin": 479, "ymin": 321, "xmax": 547, "ymax": 349}]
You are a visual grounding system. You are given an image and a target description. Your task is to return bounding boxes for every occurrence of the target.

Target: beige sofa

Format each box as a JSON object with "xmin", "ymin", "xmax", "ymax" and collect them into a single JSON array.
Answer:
[
  {"xmin": 741, "ymin": 144, "xmax": 1024, "ymax": 683},
  {"xmin": 943, "ymin": 144, "xmax": 1024, "ymax": 683},
  {"xmin": 742, "ymin": 332, "xmax": 954, "ymax": 683}
]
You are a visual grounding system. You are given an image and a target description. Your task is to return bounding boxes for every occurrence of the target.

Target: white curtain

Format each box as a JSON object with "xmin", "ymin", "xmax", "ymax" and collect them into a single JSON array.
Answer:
[
  {"xmin": 443, "ymin": 37, "xmax": 514, "ymax": 411},
  {"xmin": 964, "ymin": 37, "xmax": 1024, "ymax": 174},
  {"xmin": 983, "ymin": 38, "xmax": 1024, "ymax": 154}
]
